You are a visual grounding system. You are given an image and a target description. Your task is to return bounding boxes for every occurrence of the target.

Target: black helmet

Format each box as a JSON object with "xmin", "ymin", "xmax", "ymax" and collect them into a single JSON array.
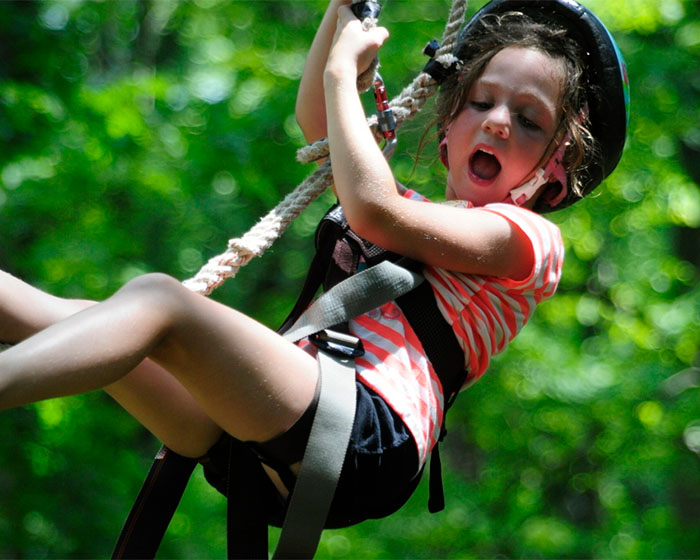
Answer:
[{"xmin": 448, "ymin": 0, "xmax": 630, "ymax": 211}]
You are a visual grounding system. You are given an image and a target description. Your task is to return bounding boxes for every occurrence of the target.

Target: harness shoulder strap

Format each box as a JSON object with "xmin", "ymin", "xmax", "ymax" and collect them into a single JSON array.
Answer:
[
  {"xmin": 395, "ymin": 276, "xmax": 467, "ymax": 514},
  {"xmin": 293, "ymin": 203, "xmax": 467, "ymax": 400},
  {"xmin": 281, "ymin": 259, "xmax": 424, "ymax": 343},
  {"xmin": 295, "ymin": 204, "xmax": 467, "ymax": 514}
]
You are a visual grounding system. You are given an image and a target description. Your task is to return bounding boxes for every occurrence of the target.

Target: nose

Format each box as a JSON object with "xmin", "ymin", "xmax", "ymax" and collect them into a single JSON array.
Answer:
[{"xmin": 481, "ymin": 105, "xmax": 511, "ymax": 139}]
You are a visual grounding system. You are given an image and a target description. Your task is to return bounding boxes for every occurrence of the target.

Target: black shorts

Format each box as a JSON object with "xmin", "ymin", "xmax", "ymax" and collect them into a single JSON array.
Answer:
[{"xmin": 201, "ymin": 381, "xmax": 423, "ymax": 528}]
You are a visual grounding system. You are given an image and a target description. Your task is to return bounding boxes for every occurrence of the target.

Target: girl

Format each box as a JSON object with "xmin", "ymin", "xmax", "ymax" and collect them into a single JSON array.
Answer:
[{"xmin": 0, "ymin": 0, "xmax": 628, "ymax": 551}]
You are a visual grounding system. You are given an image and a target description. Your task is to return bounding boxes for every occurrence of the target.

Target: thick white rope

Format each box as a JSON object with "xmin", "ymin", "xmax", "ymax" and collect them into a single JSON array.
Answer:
[
  {"xmin": 183, "ymin": 0, "xmax": 467, "ymax": 296},
  {"xmin": 297, "ymin": 0, "xmax": 465, "ymax": 165},
  {"xmin": 182, "ymin": 160, "xmax": 334, "ymax": 294}
]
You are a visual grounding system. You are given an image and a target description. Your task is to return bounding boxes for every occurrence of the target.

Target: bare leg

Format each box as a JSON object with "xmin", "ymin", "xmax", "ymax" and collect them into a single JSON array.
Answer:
[
  {"xmin": 0, "ymin": 269, "xmax": 223, "ymax": 456},
  {"xmin": 0, "ymin": 273, "xmax": 318, "ymax": 446},
  {"xmin": 0, "ymin": 269, "xmax": 95, "ymax": 342}
]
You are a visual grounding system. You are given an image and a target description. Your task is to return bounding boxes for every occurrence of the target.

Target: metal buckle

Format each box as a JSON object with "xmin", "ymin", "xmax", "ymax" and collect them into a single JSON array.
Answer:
[{"xmin": 309, "ymin": 329, "xmax": 365, "ymax": 358}]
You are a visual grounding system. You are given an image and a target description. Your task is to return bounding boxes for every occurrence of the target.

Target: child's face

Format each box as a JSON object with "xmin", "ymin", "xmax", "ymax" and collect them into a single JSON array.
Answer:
[{"xmin": 445, "ymin": 46, "xmax": 565, "ymax": 206}]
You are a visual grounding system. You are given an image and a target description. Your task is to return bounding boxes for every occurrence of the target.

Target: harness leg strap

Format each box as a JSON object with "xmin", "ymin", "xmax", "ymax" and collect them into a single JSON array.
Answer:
[
  {"xmin": 112, "ymin": 446, "xmax": 197, "ymax": 559},
  {"xmin": 225, "ymin": 438, "xmax": 270, "ymax": 559},
  {"xmin": 273, "ymin": 341, "xmax": 358, "ymax": 560}
]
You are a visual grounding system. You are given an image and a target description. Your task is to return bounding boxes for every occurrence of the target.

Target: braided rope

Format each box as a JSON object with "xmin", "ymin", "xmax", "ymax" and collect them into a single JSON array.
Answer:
[
  {"xmin": 182, "ymin": 160, "xmax": 334, "ymax": 294},
  {"xmin": 297, "ymin": 0, "xmax": 465, "ymax": 166},
  {"xmin": 183, "ymin": 0, "xmax": 467, "ymax": 296}
]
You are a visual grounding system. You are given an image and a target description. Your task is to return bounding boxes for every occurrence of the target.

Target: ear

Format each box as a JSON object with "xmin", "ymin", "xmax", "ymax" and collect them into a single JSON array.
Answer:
[{"xmin": 439, "ymin": 126, "xmax": 451, "ymax": 169}]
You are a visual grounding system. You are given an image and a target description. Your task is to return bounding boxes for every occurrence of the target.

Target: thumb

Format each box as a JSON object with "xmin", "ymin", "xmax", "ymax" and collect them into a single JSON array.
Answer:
[
  {"xmin": 372, "ymin": 25, "xmax": 390, "ymax": 46},
  {"xmin": 365, "ymin": 25, "xmax": 389, "ymax": 52}
]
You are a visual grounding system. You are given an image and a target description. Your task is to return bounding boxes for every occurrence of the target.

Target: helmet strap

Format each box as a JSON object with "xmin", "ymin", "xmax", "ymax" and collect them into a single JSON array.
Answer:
[
  {"xmin": 507, "ymin": 104, "xmax": 589, "ymax": 208},
  {"xmin": 508, "ymin": 169, "xmax": 548, "ymax": 206}
]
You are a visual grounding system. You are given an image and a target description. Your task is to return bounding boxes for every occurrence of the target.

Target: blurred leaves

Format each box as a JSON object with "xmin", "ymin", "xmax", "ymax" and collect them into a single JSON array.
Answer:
[{"xmin": 0, "ymin": 0, "xmax": 699, "ymax": 558}]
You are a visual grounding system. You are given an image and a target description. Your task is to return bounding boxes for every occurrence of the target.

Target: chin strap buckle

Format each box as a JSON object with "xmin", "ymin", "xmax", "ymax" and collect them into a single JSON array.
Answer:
[{"xmin": 509, "ymin": 169, "xmax": 548, "ymax": 206}]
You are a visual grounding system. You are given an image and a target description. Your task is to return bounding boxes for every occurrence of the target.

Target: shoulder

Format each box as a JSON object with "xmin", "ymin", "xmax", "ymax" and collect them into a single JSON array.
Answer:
[
  {"xmin": 478, "ymin": 203, "xmax": 564, "ymax": 291},
  {"xmin": 480, "ymin": 203, "xmax": 562, "ymax": 247}
]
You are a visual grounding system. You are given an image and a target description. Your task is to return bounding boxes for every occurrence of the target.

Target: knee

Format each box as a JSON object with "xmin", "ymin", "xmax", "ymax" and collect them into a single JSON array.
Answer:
[
  {"xmin": 116, "ymin": 273, "xmax": 188, "ymax": 319},
  {"xmin": 122, "ymin": 272, "xmax": 182, "ymax": 293}
]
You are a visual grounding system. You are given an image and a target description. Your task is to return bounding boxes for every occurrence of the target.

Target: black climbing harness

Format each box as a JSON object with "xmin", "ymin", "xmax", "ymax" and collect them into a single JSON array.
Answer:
[
  {"xmin": 112, "ymin": 203, "xmax": 467, "ymax": 559},
  {"xmin": 112, "ymin": 2, "xmax": 467, "ymax": 555}
]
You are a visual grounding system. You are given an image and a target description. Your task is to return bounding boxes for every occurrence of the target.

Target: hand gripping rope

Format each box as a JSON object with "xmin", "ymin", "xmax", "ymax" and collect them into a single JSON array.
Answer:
[
  {"xmin": 1, "ymin": 2, "xmax": 470, "ymax": 558},
  {"xmin": 181, "ymin": 0, "xmax": 466, "ymax": 296}
]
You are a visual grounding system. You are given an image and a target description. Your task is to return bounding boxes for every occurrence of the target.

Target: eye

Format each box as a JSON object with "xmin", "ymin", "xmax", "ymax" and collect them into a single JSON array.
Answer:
[
  {"xmin": 518, "ymin": 114, "xmax": 540, "ymax": 131},
  {"xmin": 470, "ymin": 101, "xmax": 492, "ymax": 111}
]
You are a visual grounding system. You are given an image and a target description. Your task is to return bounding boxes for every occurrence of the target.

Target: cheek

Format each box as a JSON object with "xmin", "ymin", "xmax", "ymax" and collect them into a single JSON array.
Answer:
[
  {"xmin": 514, "ymin": 134, "xmax": 550, "ymax": 169},
  {"xmin": 445, "ymin": 114, "xmax": 473, "ymax": 163},
  {"xmin": 449, "ymin": 110, "xmax": 472, "ymax": 137}
]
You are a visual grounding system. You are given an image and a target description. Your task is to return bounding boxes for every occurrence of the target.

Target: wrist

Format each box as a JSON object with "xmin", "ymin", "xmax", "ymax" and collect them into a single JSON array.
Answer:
[
  {"xmin": 329, "ymin": 0, "xmax": 352, "ymax": 10},
  {"xmin": 323, "ymin": 59, "xmax": 357, "ymax": 88}
]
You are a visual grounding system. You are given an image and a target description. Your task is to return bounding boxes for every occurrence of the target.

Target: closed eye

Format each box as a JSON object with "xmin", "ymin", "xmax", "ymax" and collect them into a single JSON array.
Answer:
[
  {"xmin": 470, "ymin": 101, "xmax": 492, "ymax": 111},
  {"xmin": 518, "ymin": 114, "xmax": 540, "ymax": 131}
]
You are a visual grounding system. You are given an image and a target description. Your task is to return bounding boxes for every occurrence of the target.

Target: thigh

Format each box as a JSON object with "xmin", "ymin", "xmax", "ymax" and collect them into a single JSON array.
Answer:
[
  {"xmin": 0, "ymin": 270, "xmax": 223, "ymax": 457},
  {"xmin": 1, "ymin": 269, "xmax": 319, "ymax": 453},
  {"xmin": 105, "ymin": 362, "xmax": 224, "ymax": 458},
  {"xmin": 145, "ymin": 277, "xmax": 320, "ymax": 445}
]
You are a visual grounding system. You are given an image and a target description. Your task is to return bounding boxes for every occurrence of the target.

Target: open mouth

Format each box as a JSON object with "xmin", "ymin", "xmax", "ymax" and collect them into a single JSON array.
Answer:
[{"xmin": 469, "ymin": 148, "xmax": 501, "ymax": 182}]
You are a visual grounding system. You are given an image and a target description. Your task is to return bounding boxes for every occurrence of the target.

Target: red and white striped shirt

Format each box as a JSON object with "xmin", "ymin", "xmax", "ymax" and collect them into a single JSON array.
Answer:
[{"xmin": 348, "ymin": 190, "xmax": 564, "ymax": 465}]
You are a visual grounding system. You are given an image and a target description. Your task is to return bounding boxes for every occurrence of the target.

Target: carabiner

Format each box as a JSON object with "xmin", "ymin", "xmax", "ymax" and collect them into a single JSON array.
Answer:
[{"xmin": 373, "ymin": 73, "xmax": 397, "ymax": 159}]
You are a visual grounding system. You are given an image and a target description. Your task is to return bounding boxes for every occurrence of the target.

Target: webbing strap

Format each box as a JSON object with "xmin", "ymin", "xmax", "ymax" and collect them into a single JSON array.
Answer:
[
  {"xmin": 112, "ymin": 446, "xmax": 197, "ymax": 559},
  {"xmin": 225, "ymin": 438, "xmax": 270, "ymax": 559},
  {"xmin": 282, "ymin": 259, "xmax": 423, "ymax": 343},
  {"xmin": 272, "ymin": 260, "xmax": 423, "ymax": 557},
  {"xmin": 282, "ymin": 256, "xmax": 466, "ymax": 518},
  {"xmin": 273, "ymin": 348, "xmax": 357, "ymax": 559}
]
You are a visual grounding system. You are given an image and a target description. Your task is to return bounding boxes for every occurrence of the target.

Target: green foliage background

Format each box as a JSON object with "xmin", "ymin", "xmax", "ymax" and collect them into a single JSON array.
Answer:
[{"xmin": 0, "ymin": 0, "xmax": 699, "ymax": 557}]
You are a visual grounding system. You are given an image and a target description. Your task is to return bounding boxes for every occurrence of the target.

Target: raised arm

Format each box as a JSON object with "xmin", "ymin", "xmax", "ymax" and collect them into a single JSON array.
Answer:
[
  {"xmin": 296, "ymin": 0, "xmax": 351, "ymax": 144},
  {"xmin": 323, "ymin": 6, "xmax": 536, "ymax": 280}
]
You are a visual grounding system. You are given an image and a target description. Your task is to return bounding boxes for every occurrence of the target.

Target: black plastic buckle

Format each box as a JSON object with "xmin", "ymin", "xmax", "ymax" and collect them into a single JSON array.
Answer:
[
  {"xmin": 423, "ymin": 58, "xmax": 460, "ymax": 84},
  {"xmin": 421, "ymin": 39, "xmax": 461, "ymax": 85},
  {"xmin": 350, "ymin": 1, "xmax": 382, "ymax": 21},
  {"xmin": 310, "ymin": 329, "xmax": 365, "ymax": 359},
  {"xmin": 423, "ymin": 39, "xmax": 440, "ymax": 58}
]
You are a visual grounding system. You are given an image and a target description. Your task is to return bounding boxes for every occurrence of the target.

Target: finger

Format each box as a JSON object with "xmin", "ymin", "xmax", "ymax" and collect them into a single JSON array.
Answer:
[
  {"xmin": 336, "ymin": 4, "xmax": 356, "ymax": 24},
  {"xmin": 372, "ymin": 26, "xmax": 389, "ymax": 45}
]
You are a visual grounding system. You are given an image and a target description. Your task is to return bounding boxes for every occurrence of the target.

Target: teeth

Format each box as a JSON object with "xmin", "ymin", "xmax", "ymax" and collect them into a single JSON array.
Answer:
[{"xmin": 479, "ymin": 147, "xmax": 495, "ymax": 155}]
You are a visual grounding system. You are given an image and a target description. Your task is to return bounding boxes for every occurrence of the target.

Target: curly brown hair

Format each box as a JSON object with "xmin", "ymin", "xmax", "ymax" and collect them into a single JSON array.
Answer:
[{"xmin": 434, "ymin": 11, "xmax": 599, "ymax": 212}]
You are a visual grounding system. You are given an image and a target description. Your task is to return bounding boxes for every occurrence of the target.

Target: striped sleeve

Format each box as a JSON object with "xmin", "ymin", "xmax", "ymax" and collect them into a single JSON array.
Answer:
[
  {"xmin": 479, "ymin": 203, "xmax": 564, "ymax": 300},
  {"xmin": 424, "ymin": 203, "xmax": 564, "ymax": 382}
]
